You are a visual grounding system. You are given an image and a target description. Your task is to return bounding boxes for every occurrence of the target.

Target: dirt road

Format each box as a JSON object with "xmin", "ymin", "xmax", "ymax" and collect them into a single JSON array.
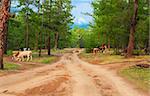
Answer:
[{"xmin": 0, "ymin": 50, "xmax": 148, "ymax": 96}]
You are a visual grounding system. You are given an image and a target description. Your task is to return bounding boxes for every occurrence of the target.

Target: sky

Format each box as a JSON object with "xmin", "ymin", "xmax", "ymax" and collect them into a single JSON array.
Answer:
[
  {"xmin": 71, "ymin": 0, "xmax": 93, "ymax": 25},
  {"xmin": 11, "ymin": 0, "xmax": 93, "ymax": 25}
]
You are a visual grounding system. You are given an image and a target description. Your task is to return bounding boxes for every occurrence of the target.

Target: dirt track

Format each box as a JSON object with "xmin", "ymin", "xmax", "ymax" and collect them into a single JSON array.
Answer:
[{"xmin": 0, "ymin": 50, "xmax": 148, "ymax": 96}]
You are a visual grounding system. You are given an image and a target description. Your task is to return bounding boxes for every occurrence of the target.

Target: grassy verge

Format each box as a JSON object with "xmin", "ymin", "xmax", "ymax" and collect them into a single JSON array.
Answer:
[
  {"xmin": 51, "ymin": 49, "xmax": 66, "ymax": 54},
  {"xmin": 32, "ymin": 56, "xmax": 58, "ymax": 64},
  {"xmin": 79, "ymin": 52, "xmax": 150, "ymax": 65},
  {"xmin": 119, "ymin": 66, "xmax": 150, "ymax": 91},
  {"xmin": 32, "ymin": 49, "xmax": 66, "ymax": 55},
  {"xmin": 0, "ymin": 63, "xmax": 20, "ymax": 76},
  {"xmin": 4, "ymin": 63, "xmax": 20, "ymax": 70}
]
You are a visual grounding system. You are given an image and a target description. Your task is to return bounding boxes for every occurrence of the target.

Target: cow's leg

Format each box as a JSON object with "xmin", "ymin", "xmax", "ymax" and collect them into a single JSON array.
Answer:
[
  {"xmin": 26, "ymin": 55, "xmax": 29, "ymax": 61},
  {"xmin": 30, "ymin": 55, "xmax": 32, "ymax": 61},
  {"xmin": 93, "ymin": 50, "xmax": 95, "ymax": 55},
  {"xmin": 95, "ymin": 50, "xmax": 97, "ymax": 55},
  {"xmin": 22, "ymin": 56, "xmax": 24, "ymax": 61},
  {"xmin": 102, "ymin": 49, "xmax": 104, "ymax": 53},
  {"xmin": 29, "ymin": 53, "xmax": 32, "ymax": 61},
  {"xmin": 97, "ymin": 50, "xmax": 100, "ymax": 53},
  {"xmin": 97, "ymin": 50, "xmax": 99, "ymax": 54},
  {"xmin": 18, "ymin": 57, "xmax": 22, "ymax": 61},
  {"xmin": 94, "ymin": 50, "xmax": 96, "ymax": 55}
]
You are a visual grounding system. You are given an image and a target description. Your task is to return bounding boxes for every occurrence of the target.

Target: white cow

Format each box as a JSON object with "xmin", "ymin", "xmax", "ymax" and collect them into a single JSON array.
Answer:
[
  {"xmin": 93, "ymin": 48, "xmax": 100, "ymax": 55},
  {"xmin": 12, "ymin": 51, "xmax": 20, "ymax": 60},
  {"xmin": 13, "ymin": 51, "xmax": 32, "ymax": 61}
]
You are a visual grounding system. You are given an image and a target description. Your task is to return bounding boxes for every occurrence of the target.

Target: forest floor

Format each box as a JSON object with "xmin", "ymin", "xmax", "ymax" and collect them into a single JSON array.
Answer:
[{"xmin": 0, "ymin": 49, "xmax": 149, "ymax": 96}]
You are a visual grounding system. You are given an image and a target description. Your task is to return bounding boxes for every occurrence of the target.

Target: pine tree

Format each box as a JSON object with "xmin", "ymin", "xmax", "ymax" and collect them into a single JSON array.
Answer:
[
  {"xmin": 43, "ymin": 0, "xmax": 73, "ymax": 49},
  {"xmin": 126, "ymin": 0, "xmax": 138, "ymax": 58},
  {"xmin": 0, "ymin": 0, "xmax": 10, "ymax": 69}
]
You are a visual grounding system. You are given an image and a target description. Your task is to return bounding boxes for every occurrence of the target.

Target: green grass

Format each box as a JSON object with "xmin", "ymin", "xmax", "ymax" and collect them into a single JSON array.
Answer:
[
  {"xmin": 0, "ymin": 63, "xmax": 20, "ymax": 76},
  {"xmin": 32, "ymin": 56, "xmax": 58, "ymax": 64},
  {"xmin": 32, "ymin": 49, "xmax": 66, "ymax": 55},
  {"xmin": 40, "ymin": 57, "xmax": 57, "ymax": 64},
  {"xmin": 119, "ymin": 66, "xmax": 150, "ymax": 91},
  {"xmin": 79, "ymin": 52, "xmax": 150, "ymax": 64},
  {"xmin": 79, "ymin": 52, "xmax": 125, "ymax": 64},
  {"xmin": 4, "ymin": 63, "xmax": 20, "ymax": 70},
  {"xmin": 51, "ymin": 49, "xmax": 66, "ymax": 54}
]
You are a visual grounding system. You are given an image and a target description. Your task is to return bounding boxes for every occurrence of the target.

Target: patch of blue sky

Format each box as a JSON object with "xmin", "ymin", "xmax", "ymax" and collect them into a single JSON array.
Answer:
[
  {"xmin": 71, "ymin": 0, "xmax": 93, "ymax": 25},
  {"xmin": 10, "ymin": 0, "xmax": 93, "ymax": 25},
  {"xmin": 72, "ymin": 0, "xmax": 93, "ymax": 3}
]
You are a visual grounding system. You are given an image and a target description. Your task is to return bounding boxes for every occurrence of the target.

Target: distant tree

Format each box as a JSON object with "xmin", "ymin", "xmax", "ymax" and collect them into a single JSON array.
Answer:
[
  {"xmin": 43, "ymin": 0, "xmax": 73, "ymax": 50},
  {"xmin": 53, "ymin": 0, "xmax": 73, "ymax": 49},
  {"xmin": 17, "ymin": 0, "xmax": 35, "ymax": 48},
  {"xmin": 91, "ymin": 0, "xmax": 130, "ymax": 52},
  {"xmin": 126, "ymin": 0, "xmax": 138, "ymax": 58}
]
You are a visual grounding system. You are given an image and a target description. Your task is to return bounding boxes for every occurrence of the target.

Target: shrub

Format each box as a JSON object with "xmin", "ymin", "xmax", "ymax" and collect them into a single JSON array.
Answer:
[
  {"xmin": 6, "ymin": 50, "xmax": 13, "ymax": 56},
  {"xmin": 133, "ymin": 50, "xmax": 145, "ymax": 55}
]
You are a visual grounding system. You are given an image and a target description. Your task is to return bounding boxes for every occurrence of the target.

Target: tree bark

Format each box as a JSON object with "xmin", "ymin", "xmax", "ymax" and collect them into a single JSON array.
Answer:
[
  {"xmin": 47, "ymin": 35, "xmax": 51, "ymax": 56},
  {"xmin": 3, "ymin": 0, "xmax": 10, "ymax": 54},
  {"xmin": 39, "ymin": 31, "xmax": 42, "ymax": 57},
  {"xmin": 37, "ymin": 0, "xmax": 42, "ymax": 57},
  {"xmin": 108, "ymin": 37, "xmax": 110, "ymax": 50},
  {"xmin": 45, "ymin": 33, "xmax": 47, "ymax": 49},
  {"xmin": 3, "ymin": 22, "xmax": 7, "ymax": 53},
  {"xmin": 126, "ymin": 0, "xmax": 138, "ymax": 58},
  {"xmin": 35, "ymin": 31, "xmax": 39, "ymax": 50},
  {"xmin": 148, "ymin": 22, "xmax": 150, "ymax": 54},
  {"xmin": 148, "ymin": 0, "xmax": 150, "ymax": 55},
  {"xmin": 47, "ymin": 0, "xmax": 52, "ymax": 55},
  {"xmin": 0, "ymin": 30, "xmax": 4, "ymax": 69},
  {"xmin": 25, "ymin": 5, "xmax": 29, "ymax": 48},
  {"xmin": 54, "ymin": 32, "xmax": 59, "ymax": 49},
  {"xmin": 26, "ymin": 17, "xmax": 29, "ymax": 48},
  {"xmin": 0, "ymin": 0, "xmax": 10, "ymax": 69}
]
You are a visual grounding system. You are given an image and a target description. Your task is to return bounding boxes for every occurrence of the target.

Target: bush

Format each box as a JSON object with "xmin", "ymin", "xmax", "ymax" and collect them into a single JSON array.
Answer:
[
  {"xmin": 133, "ymin": 50, "xmax": 145, "ymax": 55},
  {"xmin": 6, "ymin": 50, "xmax": 13, "ymax": 56}
]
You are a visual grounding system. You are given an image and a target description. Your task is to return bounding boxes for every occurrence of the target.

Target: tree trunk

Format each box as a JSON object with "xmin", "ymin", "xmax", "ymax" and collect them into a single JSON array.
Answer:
[
  {"xmin": 54, "ymin": 32, "xmax": 59, "ymax": 49},
  {"xmin": 0, "ymin": 0, "xmax": 10, "ymax": 69},
  {"xmin": 39, "ymin": 31, "xmax": 42, "ymax": 57},
  {"xmin": 148, "ymin": 27, "xmax": 150, "ymax": 54},
  {"xmin": 3, "ymin": 22, "xmax": 7, "ymax": 53},
  {"xmin": 148, "ymin": 9, "xmax": 150, "ymax": 55},
  {"xmin": 34, "ymin": 31, "xmax": 39, "ymax": 50},
  {"xmin": 126, "ymin": 0, "xmax": 138, "ymax": 58},
  {"xmin": 37, "ymin": 0, "xmax": 42, "ymax": 57},
  {"xmin": 25, "ymin": 13, "xmax": 29, "ymax": 48},
  {"xmin": 47, "ymin": 0, "xmax": 52, "ymax": 55},
  {"xmin": 47, "ymin": 35, "xmax": 51, "ymax": 56},
  {"xmin": 45, "ymin": 33, "xmax": 47, "ymax": 49},
  {"xmin": 108, "ymin": 38, "xmax": 110, "ymax": 50},
  {"xmin": 3, "ymin": 22, "xmax": 8, "ymax": 53},
  {"xmin": 3, "ymin": 0, "xmax": 10, "ymax": 54},
  {"xmin": 0, "ymin": 30, "xmax": 4, "ymax": 69}
]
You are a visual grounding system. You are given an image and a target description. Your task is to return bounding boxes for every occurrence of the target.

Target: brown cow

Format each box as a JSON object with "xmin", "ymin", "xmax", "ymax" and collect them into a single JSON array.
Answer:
[{"xmin": 93, "ymin": 44, "xmax": 108, "ymax": 55}]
